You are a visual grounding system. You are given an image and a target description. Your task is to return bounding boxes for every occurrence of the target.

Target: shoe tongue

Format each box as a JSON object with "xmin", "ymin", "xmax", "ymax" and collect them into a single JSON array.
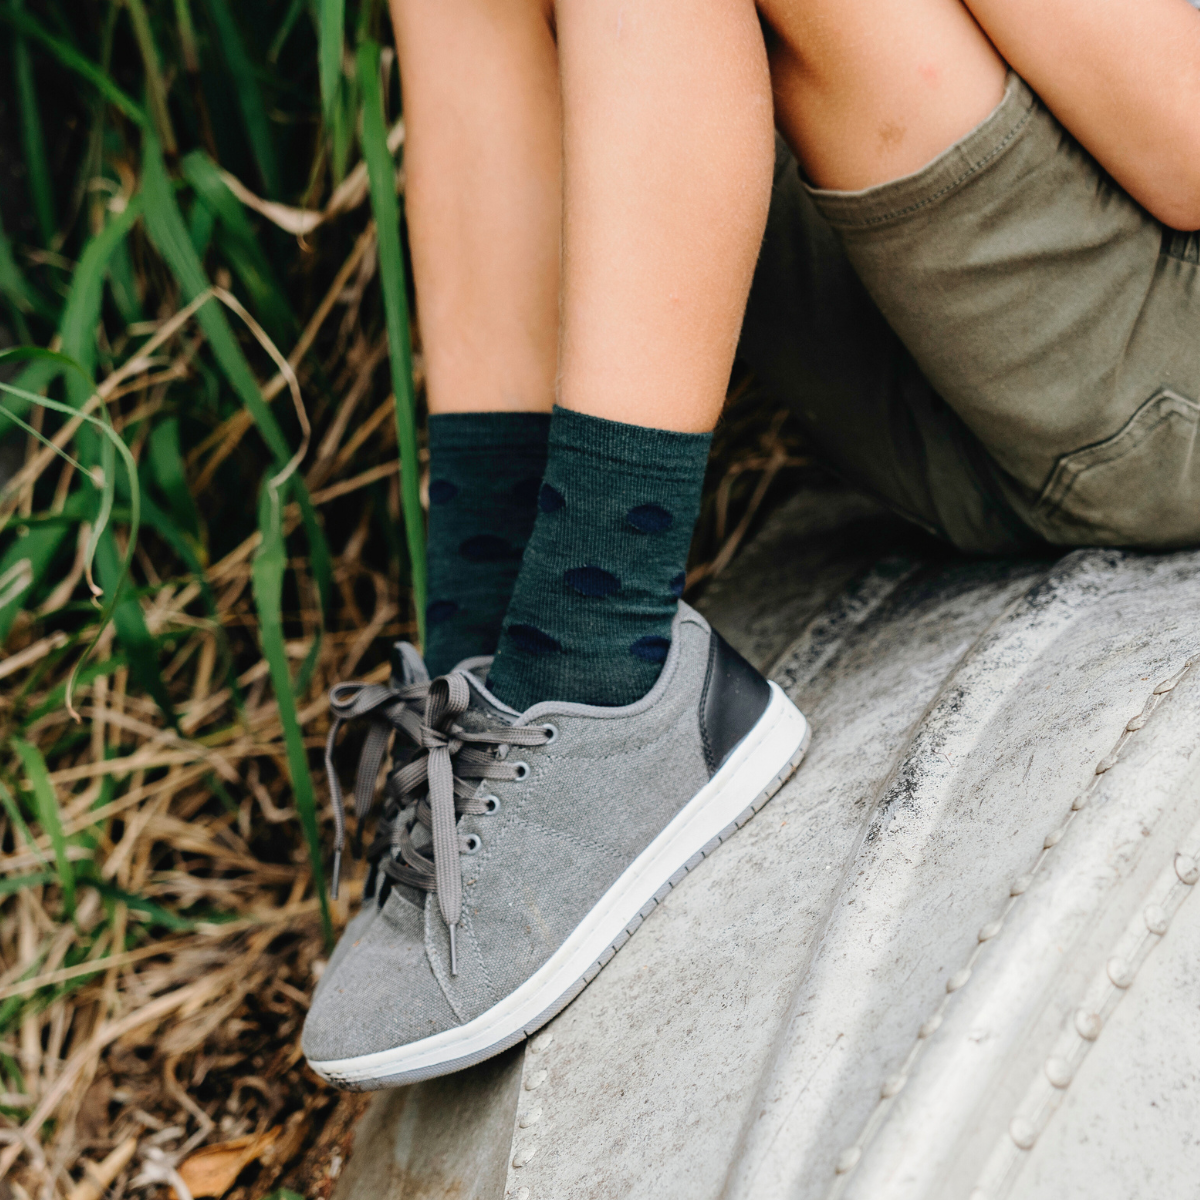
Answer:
[
  {"xmin": 455, "ymin": 671, "xmax": 519, "ymax": 731},
  {"xmin": 389, "ymin": 641, "xmax": 430, "ymax": 687}
]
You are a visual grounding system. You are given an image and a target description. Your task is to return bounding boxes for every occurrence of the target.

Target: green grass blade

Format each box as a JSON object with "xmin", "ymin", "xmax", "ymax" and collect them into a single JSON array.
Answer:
[
  {"xmin": 318, "ymin": 0, "xmax": 345, "ymax": 129},
  {"xmin": 146, "ymin": 418, "xmax": 200, "ymax": 539},
  {"xmin": 251, "ymin": 489, "xmax": 332, "ymax": 948},
  {"xmin": 172, "ymin": 0, "xmax": 200, "ymax": 71},
  {"xmin": 123, "ymin": 0, "xmax": 177, "ymax": 153},
  {"xmin": 92, "ymin": 881, "xmax": 194, "ymax": 932},
  {"xmin": 358, "ymin": 39, "xmax": 426, "ymax": 646},
  {"xmin": 12, "ymin": 4, "xmax": 55, "ymax": 247},
  {"xmin": 180, "ymin": 151, "xmax": 296, "ymax": 344},
  {"xmin": 92, "ymin": 525, "xmax": 179, "ymax": 730},
  {"xmin": 187, "ymin": 196, "xmax": 215, "ymax": 259},
  {"xmin": 0, "ymin": 780, "xmax": 49, "ymax": 867},
  {"xmin": 142, "ymin": 137, "xmax": 333, "ymax": 618},
  {"xmin": 268, "ymin": 0, "xmax": 308, "ymax": 63},
  {"xmin": 0, "ymin": 358, "xmax": 145, "ymax": 710},
  {"xmin": 105, "ymin": 235, "xmax": 143, "ymax": 325},
  {"xmin": 0, "ymin": 528, "xmax": 67, "ymax": 647},
  {"xmin": 11, "ymin": 739, "xmax": 74, "ymax": 918},
  {"xmin": 200, "ymin": 0, "xmax": 281, "ymax": 198},
  {"xmin": 0, "ymin": 874, "xmax": 54, "ymax": 898},
  {"xmin": 0, "ymin": 6, "xmax": 149, "ymax": 130},
  {"xmin": 142, "ymin": 144, "xmax": 289, "ymax": 470},
  {"xmin": 0, "ymin": 198, "xmax": 140, "ymax": 442},
  {"xmin": 23, "ymin": 652, "xmax": 128, "ymax": 725}
]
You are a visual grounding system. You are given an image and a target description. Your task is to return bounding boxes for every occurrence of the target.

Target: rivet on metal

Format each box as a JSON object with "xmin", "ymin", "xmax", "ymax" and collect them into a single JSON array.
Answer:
[
  {"xmin": 835, "ymin": 1147, "xmax": 861, "ymax": 1175},
  {"xmin": 947, "ymin": 968, "xmax": 972, "ymax": 993},
  {"xmin": 519, "ymin": 1108, "xmax": 542, "ymax": 1129},
  {"xmin": 1154, "ymin": 678, "xmax": 1177, "ymax": 694},
  {"xmin": 978, "ymin": 920, "xmax": 1003, "ymax": 942},
  {"xmin": 1074, "ymin": 1010, "xmax": 1102, "ymax": 1040},
  {"xmin": 1044, "ymin": 1057, "xmax": 1073, "ymax": 1088},
  {"xmin": 524, "ymin": 1069, "xmax": 548, "ymax": 1092},
  {"xmin": 1144, "ymin": 904, "xmax": 1169, "ymax": 935},
  {"xmin": 1175, "ymin": 854, "xmax": 1199, "ymax": 885},
  {"xmin": 512, "ymin": 1145, "xmax": 540, "ymax": 1169},
  {"xmin": 530, "ymin": 1033, "xmax": 555, "ymax": 1053},
  {"xmin": 1010, "ymin": 875, "xmax": 1033, "ymax": 896},
  {"xmin": 1071, "ymin": 792, "xmax": 1089, "ymax": 811},
  {"xmin": 918, "ymin": 1014, "xmax": 943, "ymax": 1039},
  {"xmin": 513, "ymin": 1189, "xmax": 531, "ymax": 1200},
  {"xmin": 1095, "ymin": 755, "xmax": 1118, "ymax": 774},
  {"xmin": 880, "ymin": 1074, "xmax": 907, "ymax": 1099},
  {"xmin": 1107, "ymin": 957, "xmax": 1134, "ymax": 988},
  {"xmin": 1009, "ymin": 1117, "xmax": 1037, "ymax": 1151},
  {"xmin": 1043, "ymin": 828, "xmax": 1065, "ymax": 849},
  {"xmin": 1125, "ymin": 714, "xmax": 1146, "ymax": 731}
]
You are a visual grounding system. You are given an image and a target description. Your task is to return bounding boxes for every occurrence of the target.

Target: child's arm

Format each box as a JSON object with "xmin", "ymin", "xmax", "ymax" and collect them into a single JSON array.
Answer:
[{"xmin": 964, "ymin": 0, "xmax": 1200, "ymax": 229}]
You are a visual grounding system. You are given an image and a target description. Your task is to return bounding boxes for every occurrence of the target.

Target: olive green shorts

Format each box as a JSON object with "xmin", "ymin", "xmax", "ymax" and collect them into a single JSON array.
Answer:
[{"xmin": 740, "ymin": 73, "xmax": 1200, "ymax": 554}]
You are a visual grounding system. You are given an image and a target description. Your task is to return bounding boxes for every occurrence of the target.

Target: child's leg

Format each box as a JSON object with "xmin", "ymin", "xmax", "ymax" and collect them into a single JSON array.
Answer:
[
  {"xmin": 389, "ymin": 0, "xmax": 559, "ymax": 416},
  {"xmin": 486, "ymin": 0, "xmax": 775, "ymax": 708},
  {"xmin": 554, "ymin": 0, "xmax": 774, "ymax": 433},
  {"xmin": 390, "ymin": 0, "xmax": 560, "ymax": 673}
]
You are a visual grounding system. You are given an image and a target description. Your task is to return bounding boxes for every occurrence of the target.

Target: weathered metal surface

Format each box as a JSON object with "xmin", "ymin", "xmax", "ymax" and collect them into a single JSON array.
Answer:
[{"xmin": 334, "ymin": 488, "xmax": 1200, "ymax": 1200}]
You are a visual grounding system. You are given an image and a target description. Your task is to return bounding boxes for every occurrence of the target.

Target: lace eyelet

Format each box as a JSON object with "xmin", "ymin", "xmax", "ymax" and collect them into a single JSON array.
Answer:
[
  {"xmin": 512, "ymin": 761, "xmax": 530, "ymax": 781},
  {"xmin": 483, "ymin": 795, "xmax": 501, "ymax": 815},
  {"xmin": 540, "ymin": 723, "xmax": 560, "ymax": 745},
  {"xmin": 463, "ymin": 834, "xmax": 482, "ymax": 854}
]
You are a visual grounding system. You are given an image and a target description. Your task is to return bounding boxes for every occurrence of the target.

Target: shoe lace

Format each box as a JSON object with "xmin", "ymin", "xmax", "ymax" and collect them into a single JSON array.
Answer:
[{"xmin": 325, "ymin": 671, "xmax": 551, "ymax": 973}]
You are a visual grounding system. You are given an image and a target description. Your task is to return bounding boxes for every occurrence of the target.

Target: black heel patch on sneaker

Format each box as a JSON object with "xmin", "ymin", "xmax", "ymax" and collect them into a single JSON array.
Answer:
[{"xmin": 698, "ymin": 632, "xmax": 772, "ymax": 775}]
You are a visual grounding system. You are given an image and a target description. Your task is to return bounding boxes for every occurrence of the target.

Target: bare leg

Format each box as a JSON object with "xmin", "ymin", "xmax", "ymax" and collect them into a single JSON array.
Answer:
[
  {"xmin": 760, "ymin": 0, "xmax": 1008, "ymax": 191},
  {"xmin": 555, "ymin": 0, "xmax": 774, "ymax": 432},
  {"xmin": 389, "ymin": 0, "xmax": 561, "ymax": 415}
]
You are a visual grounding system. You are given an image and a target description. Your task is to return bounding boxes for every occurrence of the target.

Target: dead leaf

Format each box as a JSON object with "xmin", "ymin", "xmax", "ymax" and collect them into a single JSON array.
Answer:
[{"xmin": 173, "ymin": 1128, "xmax": 281, "ymax": 1199}]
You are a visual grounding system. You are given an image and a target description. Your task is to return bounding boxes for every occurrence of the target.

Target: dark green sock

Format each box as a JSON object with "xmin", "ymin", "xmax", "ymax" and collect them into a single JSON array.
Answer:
[
  {"xmin": 487, "ymin": 406, "xmax": 712, "ymax": 710},
  {"xmin": 424, "ymin": 412, "xmax": 550, "ymax": 676}
]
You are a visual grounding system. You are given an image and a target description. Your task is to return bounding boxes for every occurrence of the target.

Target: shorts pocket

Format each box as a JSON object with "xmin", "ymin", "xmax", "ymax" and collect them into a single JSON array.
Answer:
[{"xmin": 1031, "ymin": 388, "xmax": 1200, "ymax": 548}]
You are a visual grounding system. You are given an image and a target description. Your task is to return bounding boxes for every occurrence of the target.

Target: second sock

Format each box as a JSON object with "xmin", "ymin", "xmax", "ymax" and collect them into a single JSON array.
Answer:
[{"xmin": 486, "ymin": 406, "xmax": 712, "ymax": 709}]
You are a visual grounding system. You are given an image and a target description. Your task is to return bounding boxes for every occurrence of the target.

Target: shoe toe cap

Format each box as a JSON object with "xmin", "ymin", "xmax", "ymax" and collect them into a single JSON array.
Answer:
[
  {"xmin": 302, "ymin": 891, "xmax": 459, "ymax": 1064},
  {"xmin": 311, "ymin": 902, "xmax": 378, "ymax": 1005}
]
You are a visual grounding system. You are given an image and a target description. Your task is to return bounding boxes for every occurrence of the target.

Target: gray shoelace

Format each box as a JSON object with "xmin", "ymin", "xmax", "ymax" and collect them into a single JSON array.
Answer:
[
  {"xmin": 324, "ymin": 673, "xmax": 430, "ymax": 898},
  {"xmin": 325, "ymin": 671, "xmax": 551, "ymax": 973}
]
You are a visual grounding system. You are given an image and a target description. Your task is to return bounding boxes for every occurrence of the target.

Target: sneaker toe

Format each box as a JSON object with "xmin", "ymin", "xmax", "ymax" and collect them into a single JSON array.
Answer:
[
  {"xmin": 311, "ymin": 900, "xmax": 378, "ymax": 1005},
  {"xmin": 302, "ymin": 889, "xmax": 459, "ymax": 1063}
]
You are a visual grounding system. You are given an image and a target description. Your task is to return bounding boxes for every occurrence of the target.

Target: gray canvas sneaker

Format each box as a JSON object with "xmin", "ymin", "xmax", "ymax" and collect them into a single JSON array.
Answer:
[{"xmin": 302, "ymin": 603, "xmax": 809, "ymax": 1087}]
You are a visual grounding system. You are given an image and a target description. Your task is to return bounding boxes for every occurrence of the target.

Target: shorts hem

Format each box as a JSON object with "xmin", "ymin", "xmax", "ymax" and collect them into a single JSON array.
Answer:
[{"xmin": 805, "ymin": 72, "xmax": 1037, "ymax": 230}]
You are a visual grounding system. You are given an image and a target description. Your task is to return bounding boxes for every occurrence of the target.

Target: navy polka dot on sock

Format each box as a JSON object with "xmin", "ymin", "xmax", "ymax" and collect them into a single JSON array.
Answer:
[
  {"xmin": 629, "ymin": 634, "xmax": 670, "ymax": 663},
  {"xmin": 564, "ymin": 565, "xmax": 621, "ymax": 597},
  {"xmin": 459, "ymin": 534, "xmax": 518, "ymax": 562},
  {"xmin": 429, "ymin": 479, "xmax": 459, "ymax": 505},
  {"xmin": 538, "ymin": 483, "xmax": 565, "ymax": 513},
  {"xmin": 426, "ymin": 599, "xmax": 459, "ymax": 625},
  {"xmin": 511, "ymin": 476, "xmax": 543, "ymax": 506},
  {"xmin": 507, "ymin": 624, "xmax": 562, "ymax": 655},
  {"xmin": 669, "ymin": 571, "xmax": 686, "ymax": 598},
  {"xmin": 626, "ymin": 504, "xmax": 673, "ymax": 533}
]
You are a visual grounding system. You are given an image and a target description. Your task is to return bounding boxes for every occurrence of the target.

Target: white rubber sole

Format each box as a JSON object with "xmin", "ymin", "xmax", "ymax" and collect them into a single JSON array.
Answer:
[{"xmin": 310, "ymin": 682, "xmax": 810, "ymax": 1089}]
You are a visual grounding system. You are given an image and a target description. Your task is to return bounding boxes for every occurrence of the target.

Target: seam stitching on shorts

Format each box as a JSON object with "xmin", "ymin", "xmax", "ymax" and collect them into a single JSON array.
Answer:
[{"xmin": 824, "ymin": 101, "xmax": 1037, "ymax": 230}]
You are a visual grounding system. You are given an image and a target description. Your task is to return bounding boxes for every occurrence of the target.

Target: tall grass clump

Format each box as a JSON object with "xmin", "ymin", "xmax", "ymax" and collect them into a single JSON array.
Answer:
[
  {"xmin": 0, "ymin": 0, "xmax": 429, "ymax": 1192},
  {"xmin": 0, "ymin": 1, "xmax": 810, "ymax": 1195}
]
